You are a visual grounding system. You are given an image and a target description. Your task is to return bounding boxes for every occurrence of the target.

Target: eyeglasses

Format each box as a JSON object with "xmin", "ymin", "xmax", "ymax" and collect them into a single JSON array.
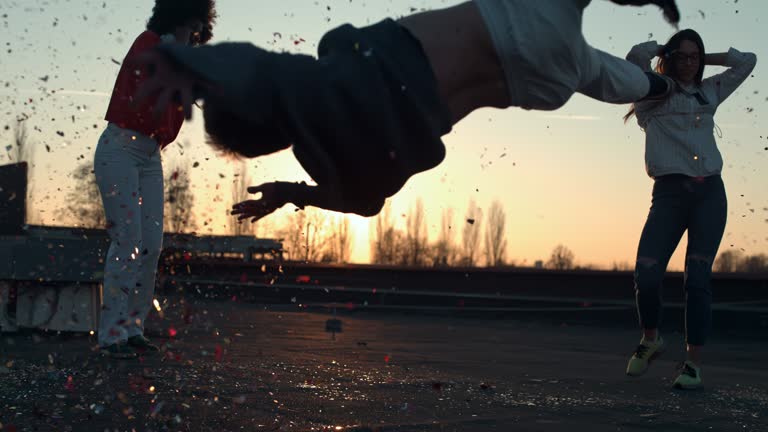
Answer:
[{"xmin": 670, "ymin": 52, "xmax": 700, "ymax": 63}]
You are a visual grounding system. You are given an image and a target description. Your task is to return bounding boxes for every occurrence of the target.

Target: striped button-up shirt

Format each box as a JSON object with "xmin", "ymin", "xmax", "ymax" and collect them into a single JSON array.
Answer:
[{"xmin": 627, "ymin": 41, "xmax": 757, "ymax": 178}]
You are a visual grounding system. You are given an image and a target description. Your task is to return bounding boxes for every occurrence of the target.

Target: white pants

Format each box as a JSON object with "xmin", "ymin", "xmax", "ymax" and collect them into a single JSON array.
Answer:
[{"xmin": 94, "ymin": 123, "xmax": 164, "ymax": 346}]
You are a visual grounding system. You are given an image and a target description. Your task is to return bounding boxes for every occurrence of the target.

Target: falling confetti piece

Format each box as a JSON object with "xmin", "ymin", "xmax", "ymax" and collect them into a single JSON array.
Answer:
[{"xmin": 214, "ymin": 345, "xmax": 224, "ymax": 362}]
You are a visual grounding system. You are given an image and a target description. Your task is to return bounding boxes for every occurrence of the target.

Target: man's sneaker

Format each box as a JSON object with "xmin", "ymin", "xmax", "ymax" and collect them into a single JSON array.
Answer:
[
  {"xmin": 626, "ymin": 335, "xmax": 665, "ymax": 376},
  {"xmin": 100, "ymin": 343, "xmax": 137, "ymax": 359},
  {"xmin": 127, "ymin": 335, "xmax": 160, "ymax": 353},
  {"xmin": 673, "ymin": 361, "xmax": 702, "ymax": 390}
]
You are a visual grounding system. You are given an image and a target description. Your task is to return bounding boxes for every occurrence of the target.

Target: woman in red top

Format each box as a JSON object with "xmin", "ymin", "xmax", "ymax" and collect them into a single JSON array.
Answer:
[{"xmin": 95, "ymin": 0, "xmax": 217, "ymax": 359}]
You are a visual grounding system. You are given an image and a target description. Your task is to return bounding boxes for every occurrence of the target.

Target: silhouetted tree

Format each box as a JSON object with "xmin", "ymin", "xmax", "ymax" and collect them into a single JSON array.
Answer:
[
  {"xmin": 278, "ymin": 208, "xmax": 329, "ymax": 262},
  {"xmin": 5, "ymin": 120, "xmax": 33, "ymax": 164},
  {"xmin": 324, "ymin": 215, "xmax": 353, "ymax": 263},
  {"xmin": 611, "ymin": 261, "xmax": 633, "ymax": 271},
  {"xmin": 484, "ymin": 200, "xmax": 507, "ymax": 267},
  {"xmin": 59, "ymin": 161, "xmax": 105, "ymax": 228},
  {"xmin": 738, "ymin": 254, "xmax": 768, "ymax": 273},
  {"xmin": 432, "ymin": 208, "xmax": 458, "ymax": 266},
  {"xmin": 164, "ymin": 160, "xmax": 196, "ymax": 233},
  {"xmin": 460, "ymin": 199, "xmax": 483, "ymax": 266},
  {"xmin": 714, "ymin": 250, "xmax": 743, "ymax": 273},
  {"xmin": 371, "ymin": 201, "xmax": 406, "ymax": 265},
  {"xmin": 547, "ymin": 244, "xmax": 575, "ymax": 270},
  {"xmin": 6, "ymin": 121, "xmax": 36, "ymax": 222},
  {"xmin": 404, "ymin": 199, "xmax": 429, "ymax": 266},
  {"xmin": 230, "ymin": 161, "xmax": 251, "ymax": 236}
]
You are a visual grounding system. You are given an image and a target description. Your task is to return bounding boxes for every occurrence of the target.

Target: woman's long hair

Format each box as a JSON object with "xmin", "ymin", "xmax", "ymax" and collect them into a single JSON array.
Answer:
[
  {"xmin": 146, "ymin": 0, "xmax": 217, "ymax": 45},
  {"xmin": 624, "ymin": 29, "xmax": 706, "ymax": 122}
]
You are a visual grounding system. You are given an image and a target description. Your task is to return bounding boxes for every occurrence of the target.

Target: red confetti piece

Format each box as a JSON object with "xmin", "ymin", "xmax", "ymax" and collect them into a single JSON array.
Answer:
[
  {"xmin": 168, "ymin": 327, "xmax": 177, "ymax": 337},
  {"xmin": 214, "ymin": 345, "xmax": 224, "ymax": 362}
]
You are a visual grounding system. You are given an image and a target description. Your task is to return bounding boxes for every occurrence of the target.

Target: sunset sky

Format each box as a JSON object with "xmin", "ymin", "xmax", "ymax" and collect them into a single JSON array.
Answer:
[{"xmin": 0, "ymin": 0, "xmax": 765, "ymax": 269}]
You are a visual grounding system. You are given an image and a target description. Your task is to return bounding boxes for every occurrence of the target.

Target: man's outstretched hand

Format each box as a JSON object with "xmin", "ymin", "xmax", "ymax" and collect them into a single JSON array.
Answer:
[
  {"xmin": 609, "ymin": 0, "xmax": 680, "ymax": 25},
  {"xmin": 231, "ymin": 182, "xmax": 290, "ymax": 223}
]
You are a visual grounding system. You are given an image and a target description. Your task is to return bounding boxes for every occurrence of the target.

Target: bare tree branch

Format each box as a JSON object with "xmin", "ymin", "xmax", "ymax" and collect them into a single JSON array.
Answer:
[
  {"xmin": 404, "ymin": 199, "xmax": 428, "ymax": 267},
  {"xmin": 231, "ymin": 161, "xmax": 251, "ymax": 236},
  {"xmin": 432, "ymin": 208, "xmax": 457, "ymax": 266},
  {"xmin": 326, "ymin": 215, "xmax": 353, "ymax": 263},
  {"xmin": 164, "ymin": 158, "xmax": 196, "ymax": 234},
  {"xmin": 279, "ymin": 210, "xmax": 306, "ymax": 261},
  {"xmin": 547, "ymin": 244, "xmax": 575, "ymax": 270},
  {"xmin": 738, "ymin": 254, "xmax": 768, "ymax": 273},
  {"xmin": 58, "ymin": 161, "xmax": 105, "ymax": 228},
  {"xmin": 484, "ymin": 200, "xmax": 507, "ymax": 267},
  {"xmin": 714, "ymin": 250, "xmax": 743, "ymax": 273},
  {"xmin": 461, "ymin": 199, "xmax": 483, "ymax": 266},
  {"xmin": 278, "ymin": 208, "xmax": 329, "ymax": 262}
]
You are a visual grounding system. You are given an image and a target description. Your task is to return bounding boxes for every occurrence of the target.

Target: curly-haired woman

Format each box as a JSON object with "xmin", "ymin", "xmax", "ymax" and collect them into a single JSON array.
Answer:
[{"xmin": 94, "ymin": 0, "xmax": 217, "ymax": 359}]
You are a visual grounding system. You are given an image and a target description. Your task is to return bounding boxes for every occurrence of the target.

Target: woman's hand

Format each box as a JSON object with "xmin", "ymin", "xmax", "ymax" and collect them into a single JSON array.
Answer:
[{"xmin": 231, "ymin": 182, "xmax": 290, "ymax": 223}]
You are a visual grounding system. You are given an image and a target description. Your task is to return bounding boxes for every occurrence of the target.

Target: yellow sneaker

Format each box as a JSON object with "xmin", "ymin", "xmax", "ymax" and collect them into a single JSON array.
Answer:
[
  {"xmin": 673, "ymin": 361, "xmax": 702, "ymax": 390},
  {"xmin": 626, "ymin": 335, "xmax": 665, "ymax": 377}
]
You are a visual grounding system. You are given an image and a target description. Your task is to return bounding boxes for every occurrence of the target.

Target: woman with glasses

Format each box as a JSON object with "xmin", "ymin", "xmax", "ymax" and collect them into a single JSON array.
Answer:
[
  {"xmin": 94, "ymin": 0, "xmax": 217, "ymax": 359},
  {"xmin": 623, "ymin": 29, "xmax": 756, "ymax": 389}
]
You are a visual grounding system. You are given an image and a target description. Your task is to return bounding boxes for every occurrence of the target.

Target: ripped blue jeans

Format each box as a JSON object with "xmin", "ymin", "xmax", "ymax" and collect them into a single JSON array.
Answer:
[{"xmin": 634, "ymin": 174, "xmax": 727, "ymax": 346}]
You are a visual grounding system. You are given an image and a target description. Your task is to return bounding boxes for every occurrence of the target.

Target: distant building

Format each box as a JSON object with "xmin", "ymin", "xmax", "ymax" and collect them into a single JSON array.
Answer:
[{"xmin": 534, "ymin": 260, "xmax": 544, "ymax": 269}]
